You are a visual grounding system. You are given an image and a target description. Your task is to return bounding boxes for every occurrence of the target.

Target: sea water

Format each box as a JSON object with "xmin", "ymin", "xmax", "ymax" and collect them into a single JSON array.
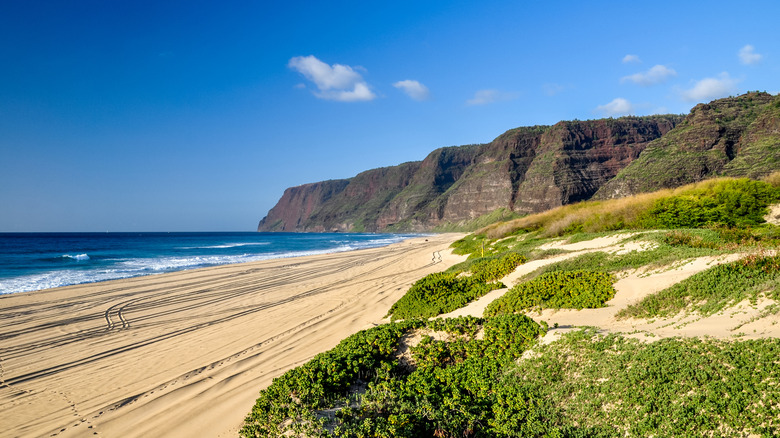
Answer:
[{"xmin": 0, "ymin": 232, "xmax": 419, "ymax": 294}]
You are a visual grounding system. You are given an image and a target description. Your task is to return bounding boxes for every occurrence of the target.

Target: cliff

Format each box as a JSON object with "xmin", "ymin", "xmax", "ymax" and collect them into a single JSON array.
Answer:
[
  {"xmin": 259, "ymin": 117, "xmax": 680, "ymax": 232},
  {"xmin": 258, "ymin": 92, "xmax": 780, "ymax": 232},
  {"xmin": 596, "ymin": 92, "xmax": 780, "ymax": 198}
]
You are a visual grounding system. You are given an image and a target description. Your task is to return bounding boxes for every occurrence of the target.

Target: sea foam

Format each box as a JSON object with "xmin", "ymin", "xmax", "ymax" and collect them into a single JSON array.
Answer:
[
  {"xmin": 0, "ymin": 233, "xmax": 420, "ymax": 295},
  {"xmin": 62, "ymin": 253, "xmax": 90, "ymax": 261}
]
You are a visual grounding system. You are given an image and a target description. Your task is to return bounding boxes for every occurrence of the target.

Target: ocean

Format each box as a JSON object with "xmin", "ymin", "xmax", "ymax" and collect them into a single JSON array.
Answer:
[{"xmin": 0, "ymin": 232, "xmax": 420, "ymax": 295}]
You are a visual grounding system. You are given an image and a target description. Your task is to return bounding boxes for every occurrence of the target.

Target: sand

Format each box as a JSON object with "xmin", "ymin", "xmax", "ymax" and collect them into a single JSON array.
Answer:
[
  {"xmin": 442, "ymin": 233, "xmax": 780, "ymax": 343},
  {"xmin": 4, "ymin": 230, "xmax": 779, "ymax": 437},
  {"xmin": 0, "ymin": 233, "xmax": 466, "ymax": 438}
]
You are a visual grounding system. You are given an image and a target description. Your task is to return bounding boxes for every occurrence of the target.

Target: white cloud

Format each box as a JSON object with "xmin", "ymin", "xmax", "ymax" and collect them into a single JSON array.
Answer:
[
  {"xmin": 466, "ymin": 89, "xmax": 518, "ymax": 105},
  {"xmin": 393, "ymin": 80, "xmax": 430, "ymax": 101},
  {"xmin": 622, "ymin": 54, "xmax": 641, "ymax": 64},
  {"xmin": 738, "ymin": 45, "xmax": 763, "ymax": 65},
  {"xmin": 288, "ymin": 55, "xmax": 376, "ymax": 102},
  {"xmin": 621, "ymin": 65, "xmax": 677, "ymax": 86},
  {"xmin": 680, "ymin": 72, "xmax": 740, "ymax": 102},
  {"xmin": 596, "ymin": 98, "xmax": 634, "ymax": 116}
]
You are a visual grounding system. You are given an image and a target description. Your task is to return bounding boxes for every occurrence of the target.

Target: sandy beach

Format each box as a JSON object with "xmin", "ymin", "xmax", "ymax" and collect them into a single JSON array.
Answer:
[{"xmin": 0, "ymin": 233, "xmax": 465, "ymax": 438}]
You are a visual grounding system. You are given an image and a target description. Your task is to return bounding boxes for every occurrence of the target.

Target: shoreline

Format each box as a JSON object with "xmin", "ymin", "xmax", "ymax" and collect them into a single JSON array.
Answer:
[
  {"xmin": 0, "ymin": 232, "xmax": 425, "ymax": 296},
  {"xmin": 0, "ymin": 233, "xmax": 466, "ymax": 438}
]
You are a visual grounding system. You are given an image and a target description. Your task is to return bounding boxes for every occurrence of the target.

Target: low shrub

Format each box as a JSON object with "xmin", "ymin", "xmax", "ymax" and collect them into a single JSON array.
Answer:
[
  {"xmin": 618, "ymin": 254, "xmax": 780, "ymax": 319},
  {"xmin": 485, "ymin": 270, "xmax": 616, "ymax": 316},
  {"xmin": 386, "ymin": 272, "xmax": 503, "ymax": 320},
  {"xmin": 638, "ymin": 179, "xmax": 780, "ymax": 228},
  {"xmin": 241, "ymin": 316, "xmax": 547, "ymax": 438},
  {"xmin": 450, "ymin": 233, "xmax": 488, "ymax": 256},
  {"xmin": 387, "ymin": 252, "xmax": 527, "ymax": 320},
  {"xmin": 240, "ymin": 321, "xmax": 421, "ymax": 437},
  {"xmin": 469, "ymin": 252, "xmax": 527, "ymax": 282},
  {"xmin": 508, "ymin": 329, "xmax": 780, "ymax": 437}
]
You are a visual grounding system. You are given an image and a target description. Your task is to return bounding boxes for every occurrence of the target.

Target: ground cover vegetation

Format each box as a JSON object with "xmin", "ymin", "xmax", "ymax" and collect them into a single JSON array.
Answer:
[
  {"xmin": 241, "ymin": 322, "xmax": 780, "ymax": 437},
  {"xmin": 240, "ymin": 315, "xmax": 547, "ymax": 437},
  {"xmin": 520, "ymin": 226, "xmax": 780, "ymax": 281},
  {"xmin": 484, "ymin": 271, "xmax": 616, "ymax": 316},
  {"xmin": 386, "ymin": 252, "xmax": 526, "ymax": 320},
  {"xmin": 618, "ymin": 254, "xmax": 780, "ymax": 319},
  {"xmin": 505, "ymin": 329, "xmax": 780, "ymax": 437}
]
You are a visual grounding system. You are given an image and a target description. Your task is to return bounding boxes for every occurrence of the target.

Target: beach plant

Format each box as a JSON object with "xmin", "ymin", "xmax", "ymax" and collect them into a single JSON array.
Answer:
[
  {"xmin": 618, "ymin": 254, "xmax": 780, "ymax": 319},
  {"xmin": 467, "ymin": 252, "xmax": 527, "ymax": 282},
  {"xmin": 505, "ymin": 328, "xmax": 780, "ymax": 437},
  {"xmin": 484, "ymin": 270, "xmax": 615, "ymax": 316},
  {"xmin": 474, "ymin": 177, "xmax": 780, "ymax": 240},
  {"xmin": 242, "ymin": 321, "xmax": 780, "ymax": 437},
  {"xmin": 240, "ymin": 321, "xmax": 423, "ymax": 437},
  {"xmin": 336, "ymin": 314, "xmax": 546, "ymax": 437},
  {"xmin": 387, "ymin": 252, "xmax": 527, "ymax": 320},
  {"xmin": 521, "ymin": 231, "xmax": 735, "ymax": 280},
  {"xmin": 386, "ymin": 272, "xmax": 503, "ymax": 320},
  {"xmin": 241, "ymin": 315, "xmax": 546, "ymax": 438}
]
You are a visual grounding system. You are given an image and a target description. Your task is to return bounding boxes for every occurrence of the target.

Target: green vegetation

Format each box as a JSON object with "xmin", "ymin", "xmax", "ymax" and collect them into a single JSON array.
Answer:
[
  {"xmin": 524, "ymin": 232, "xmax": 720, "ymax": 278},
  {"xmin": 240, "ymin": 321, "xmax": 416, "ymax": 437},
  {"xmin": 618, "ymin": 254, "xmax": 780, "ymax": 319},
  {"xmin": 466, "ymin": 252, "xmax": 527, "ymax": 282},
  {"xmin": 387, "ymin": 252, "xmax": 527, "ymax": 320},
  {"xmin": 476, "ymin": 177, "xmax": 780, "ymax": 241},
  {"xmin": 521, "ymin": 227, "xmax": 780, "ymax": 283},
  {"xmin": 485, "ymin": 271, "xmax": 615, "ymax": 316},
  {"xmin": 433, "ymin": 208, "xmax": 522, "ymax": 233},
  {"xmin": 386, "ymin": 272, "xmax": 502, "ymax": 320},
  {"xmin": 506, "ymin": 329, "xmax": 780, "ymax": 437},
  {"xmin": 241, "ymin": 315, "xmax": 546, "ymax": 438},
  {"xmin": 451, "ymin": 229, "xmax": 573, "ymax": 263},
  {"xmin": 637, "ymin": 178, "xmax": 780, "ymax": 228},
  {"xmin": 242, "ymin": 322, "xmax": 780, "ymax": 437}
]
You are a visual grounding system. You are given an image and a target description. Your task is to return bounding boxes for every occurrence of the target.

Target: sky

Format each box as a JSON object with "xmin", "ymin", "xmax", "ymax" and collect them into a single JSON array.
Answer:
[{"xmin": 1, "ymin": 0, "xmax": 779, "ymax": 232}]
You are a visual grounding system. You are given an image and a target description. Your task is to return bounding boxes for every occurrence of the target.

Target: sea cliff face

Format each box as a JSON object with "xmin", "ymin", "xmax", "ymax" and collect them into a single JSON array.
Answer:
[
  {"xmin": 596, "ymin": 92, "xmax": 780, "ymax": 198},
  {"xmin": 258, "ymin": 92, "xmax": 780, "ymax": 232},
  {"xmin": 258, "ymin": 179, "xmax": 350, "ymax": 232}
]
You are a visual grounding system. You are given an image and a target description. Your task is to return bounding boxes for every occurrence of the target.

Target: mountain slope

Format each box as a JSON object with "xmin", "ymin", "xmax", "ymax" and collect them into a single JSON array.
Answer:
[
  {"xmin": 259, "ymin": 92, "xmax": 780, "ymax": 233},
  {"xmin": 596, "ymin": 92, "xmax": 780, "ymax": 198},
  {"xmin": 259, "ymin": 117, "xmax": 680, "ymax": 232}
]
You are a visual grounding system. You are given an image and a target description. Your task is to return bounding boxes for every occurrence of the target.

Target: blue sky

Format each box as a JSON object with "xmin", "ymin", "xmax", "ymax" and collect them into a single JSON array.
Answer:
[{"xmin": 1, "ymin": 0, "xmax": 779, "ymax": 231}]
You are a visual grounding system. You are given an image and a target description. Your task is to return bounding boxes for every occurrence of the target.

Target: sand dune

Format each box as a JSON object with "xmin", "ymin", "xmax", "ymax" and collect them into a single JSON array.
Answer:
[
  {"xmin": 0, "ymin": 234, "xmax": 466, "ymax": 438},
  {"xmin": 443, "ymin": 234, "xmax": 780, "ymax": 342}
]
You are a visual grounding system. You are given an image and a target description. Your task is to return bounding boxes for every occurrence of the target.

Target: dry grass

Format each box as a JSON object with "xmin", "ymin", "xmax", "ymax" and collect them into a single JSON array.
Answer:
[
  {"xmin": 762, "ymin": 171, "xmax": 780, "ymax": 188},
  {"xmin": 479, "ymin": 177, "xmax": 753, "ymax": 240}
]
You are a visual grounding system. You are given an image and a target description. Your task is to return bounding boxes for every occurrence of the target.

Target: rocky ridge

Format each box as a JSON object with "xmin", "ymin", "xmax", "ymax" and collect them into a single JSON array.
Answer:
[{"xmin": 259, "ymin": 92, "xmax": 780, "ymax": 233}]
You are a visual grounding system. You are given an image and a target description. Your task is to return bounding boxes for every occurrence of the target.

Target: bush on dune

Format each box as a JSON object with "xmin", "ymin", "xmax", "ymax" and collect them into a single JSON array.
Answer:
[
  {"xmin": 386, "ymin": 272, "xmax": 503, "ymax": 320},
  {"xmin": 476, "ymin": 177, "xmax": 780, "ymax": 241},
  {"xmin": 241, "ymin": 316, "xmax": 548, "ymax": 438},
  {"xmin": 638, "ymin": 178, "xmax": 780, "ymax": 229},
  {"xmin": 387, "ymin": 252, "xmax": 527, "ymax": 320},
  {"xmin": 484, "ymin": 270, "xmax": 616, "ymax": 317}
]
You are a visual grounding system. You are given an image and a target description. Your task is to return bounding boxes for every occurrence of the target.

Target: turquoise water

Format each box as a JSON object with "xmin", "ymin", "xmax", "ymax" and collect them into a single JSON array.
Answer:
[{"xmin": 0, "ymin": 232, "xmax": 419, "ymax": 294}]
